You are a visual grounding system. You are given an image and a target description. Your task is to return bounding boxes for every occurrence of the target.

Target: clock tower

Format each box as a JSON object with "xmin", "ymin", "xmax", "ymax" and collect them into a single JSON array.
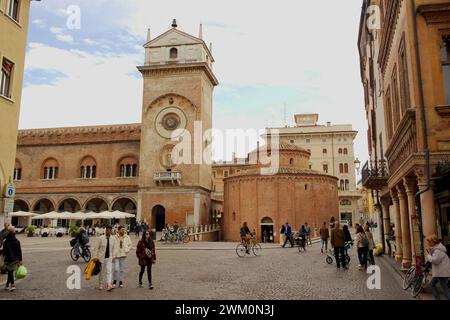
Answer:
[{"xmin": 137, "ymin": 20, "xmax": 218, "ymax": 230}]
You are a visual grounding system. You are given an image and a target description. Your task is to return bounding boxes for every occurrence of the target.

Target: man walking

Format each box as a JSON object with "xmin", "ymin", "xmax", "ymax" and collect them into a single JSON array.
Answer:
[
  {"xmin": 282, "ymin": 223, "xmax": 294, "ymax": 248},
  {"xmin": 319, "ymin": 222, "xmax": 329, "ymax": 254},
  {"xmin": 330, "ymin": 222, "xmax": 347, "ymax": 269},
  {"xmin": 113, "ymin": 226, "xmax": 132, "ymax": 288},
  {"xmin": 95, "ymin": 225, "xmax": 117, "ymax": 291},
  {"xmin": 280, "ymin": 224, "xmax": 286, "ymax": 246}
]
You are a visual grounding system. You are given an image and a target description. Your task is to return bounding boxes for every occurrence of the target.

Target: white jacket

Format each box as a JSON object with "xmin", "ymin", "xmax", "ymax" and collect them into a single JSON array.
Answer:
[
  {"xmin": 95, "ymin": 235, "xmax": 118, "ymax": 260},
  {"xmin": 428, "ymin": 243, "xmax": 450, "ymax": 278},
  {"xmin": 115, "ymin": 234, "xmax": 132, "ymax": 258}
]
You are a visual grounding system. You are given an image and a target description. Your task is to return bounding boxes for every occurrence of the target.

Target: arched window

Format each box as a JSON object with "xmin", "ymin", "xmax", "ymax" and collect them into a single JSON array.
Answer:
[
  {"xmin": 344, "ymin": 163, "xmax": 349, "ymax": 173},
  {"xmin": 343, "ymin": 148, "xmax": 348, "ymax": 155},
  {"xmin": 339, "ymin": 180, "xmax": 345, "ymax": 191},
  {"xmin": 339, "ymin": 163, "xmax": 344, "ymax": 174},
  {"xmin": 345, "ymin": 179, "xmax": 350, "ymax": 191},
  {"xmin": 322, "ymin": 149, "xmax": 327, "ymax": 157},
  {"xmin": 80, "ymin": 156, "xmax": 97, "ymax": 179},
  {"xmin": 14, "ymin": 159, "xmax": 22, "ymax": 181},
  {"xmin": 170, "ymin": 47, "xmax": 178, "ymax": 59},
  {"xmin": 118, "ymin": 157, "xmax": 138, "ymax": 178},
  {"xmin": 41, "ymin": 158, "xmax": 59, "ymax": 180},
  {"xmin": 338, "ymin": 148, "xmax": 343, "ymax": 154}
]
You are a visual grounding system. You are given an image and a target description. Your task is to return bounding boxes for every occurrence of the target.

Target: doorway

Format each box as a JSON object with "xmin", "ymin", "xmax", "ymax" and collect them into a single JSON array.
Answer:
[
  {"xmin": 152, "ymin": 205, "xmax": 166, "ymax": 231},
  {"xmin": 260, "ymin": 217, "xmax": 274, "ymax": 243}
]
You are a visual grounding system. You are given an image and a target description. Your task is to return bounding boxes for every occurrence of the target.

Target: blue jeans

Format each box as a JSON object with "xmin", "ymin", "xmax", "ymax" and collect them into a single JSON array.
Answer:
[
  {"xmin": 321, "ymin": 239, "xmax": 328, "ymax": 251},
  {"xmin": 115, "ymin": 257, "xmax": 127, "ymax": 283},
  {"xmin": 429, "ymin": 277, "xmax": 450, "ymax": 300}
]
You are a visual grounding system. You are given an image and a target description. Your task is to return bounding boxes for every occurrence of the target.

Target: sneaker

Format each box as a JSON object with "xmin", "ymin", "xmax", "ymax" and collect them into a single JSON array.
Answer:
[
  {"xmin": 149, "ymin": 284, "xmax": 154, "ymax": 290},
  {"xmin": 4, "ymin": 285, "xmax": 10, "ymax": 291},
  {"xmin": 138, "ymin": 283, "xmax": 143, "ymax": 288},
  {"xmin": 9, "ymin": 286, "xmax": 16, "ymax": 292},
  {"xmin": 119, "ymin": 282, "xmax": 124, "ymax": 288},
  {"xmin": 321, "ymin": 249, "xmax": 323, "ymax": 254}
]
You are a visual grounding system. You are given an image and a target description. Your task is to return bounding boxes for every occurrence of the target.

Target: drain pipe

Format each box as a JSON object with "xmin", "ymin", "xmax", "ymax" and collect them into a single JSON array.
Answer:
[{"xmin": 410, "ymin": 0, "xmax": 430, "ymax": 260}]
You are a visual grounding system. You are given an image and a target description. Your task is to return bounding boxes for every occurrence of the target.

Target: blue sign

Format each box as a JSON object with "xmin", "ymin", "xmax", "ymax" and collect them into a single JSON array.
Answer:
[{"xmin": 5, "ymin": 183, "xmax": 15, "ymax": 198}]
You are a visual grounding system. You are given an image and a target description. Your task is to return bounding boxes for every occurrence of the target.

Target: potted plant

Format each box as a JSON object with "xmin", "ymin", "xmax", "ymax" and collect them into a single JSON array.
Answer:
[
  {"xmin": 69, "ymin": 225, "xmax": 80, "ymax": 238},
  {"xmin": 25, "ymin": 225, "xmax": 37, "ymax": 238}
]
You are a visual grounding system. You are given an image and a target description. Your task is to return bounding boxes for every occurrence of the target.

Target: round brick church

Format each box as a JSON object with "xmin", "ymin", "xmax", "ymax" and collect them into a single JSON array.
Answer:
[{"xmin": 222, "ymin": 143, "xmax": 339, "ymax": 242}]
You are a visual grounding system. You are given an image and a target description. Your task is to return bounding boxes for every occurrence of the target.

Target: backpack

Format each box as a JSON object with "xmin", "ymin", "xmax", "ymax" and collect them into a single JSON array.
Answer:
[
  {"xmin": 360, "ymin": 233, "xmax": 370, "ymax": 247},
  {"xmin": 81, "ymin": 233, "xmax": 89, "ymax": 245}
]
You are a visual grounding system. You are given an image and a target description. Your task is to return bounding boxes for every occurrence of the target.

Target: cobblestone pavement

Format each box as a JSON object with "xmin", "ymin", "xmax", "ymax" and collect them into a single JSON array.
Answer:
[{"xmin": 0, "ymin": 235, "xmax": 412, "ymax": 300}]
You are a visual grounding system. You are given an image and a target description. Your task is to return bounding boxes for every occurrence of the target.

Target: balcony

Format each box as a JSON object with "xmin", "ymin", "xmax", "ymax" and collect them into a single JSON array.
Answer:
[
  {"xmin": 154, "ymin": 172, "xmax": 182, "ymax": 185},
  {"xmin": 361, "ymin": 160, "xmax": 389, "ymax": 190}
]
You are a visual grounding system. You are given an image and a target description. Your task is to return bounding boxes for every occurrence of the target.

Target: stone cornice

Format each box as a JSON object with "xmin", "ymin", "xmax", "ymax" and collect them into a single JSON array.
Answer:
[
  {"xmin": 137, "ymin": 62, "xmax": 219, "ymax": 87},
  {"xmin": 224, "ymin": 169, "xmax": 339, "ymax": 184},
  {"xmin": 378, "ymin": 0, "xmax": 402, "ymax": 74},
  {"xmin": 17, "ymin": 124, "xmax": 142, "ymax": 146},
  {"xmin": 417, "ymin": 3, "xmax": 450, "ymax": 24}
]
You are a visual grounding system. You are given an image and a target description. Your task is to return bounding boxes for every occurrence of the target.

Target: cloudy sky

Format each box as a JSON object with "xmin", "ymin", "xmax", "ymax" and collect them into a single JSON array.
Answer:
[{"xmin": 21, "ymin": 0, "xmax": 368, "ymax": 164}]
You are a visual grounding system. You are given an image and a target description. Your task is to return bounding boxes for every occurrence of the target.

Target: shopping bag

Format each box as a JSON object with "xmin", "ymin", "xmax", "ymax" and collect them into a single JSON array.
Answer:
[
  {"xmin": 92, "ymin": 259, "xmax": 102, "ymax": 276},
  {"xmin": 15, "ymin": 265, "xmax": 27, "ymax": 280},
  {"xmin": 84, "ymin": 260, "xmax": 96, "ymax": 280}
]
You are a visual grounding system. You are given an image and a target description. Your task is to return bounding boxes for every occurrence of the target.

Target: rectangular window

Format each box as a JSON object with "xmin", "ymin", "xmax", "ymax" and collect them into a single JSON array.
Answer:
[
  {"xmin": 8, "ymin": 0, "xmax": 20, "ymax": 22},
  {"xmin": 399, "ymin": 37, "xmax": 410, "ymax": 114},
  {"xmin": 391, "ymin": 66, "xmax": 401, "ymax": 129},
  {"xmin": 384, "ymin": 87, "xmax": 393, "ymax": 140},
  {"xmin": 1, "ymin": 58, "xmax": 14, "ymax": 98},
  {"xmin": 323, "ymin": 164, "xmax": 328, "ymax": 173},
  {"xmin": 441, "ymin": 36, "xmax": 450, "ymax": 105}
]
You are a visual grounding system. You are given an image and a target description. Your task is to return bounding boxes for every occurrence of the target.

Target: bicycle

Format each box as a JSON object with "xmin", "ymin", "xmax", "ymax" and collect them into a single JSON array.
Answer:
[
  {"xmin": 70, "ymin": 244, "xmax": 91, "ymax": 263},
  {"xmin": 403, "ymin": 261, "xmax": 432, "ymax": 298},
  {"xmin": 236, "ymin": 236, "xmax": 262, "ymax": 257}
]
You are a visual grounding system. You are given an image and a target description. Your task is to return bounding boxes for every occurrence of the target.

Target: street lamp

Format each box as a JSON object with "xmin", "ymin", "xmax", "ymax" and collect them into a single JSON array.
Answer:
[{"xmin": 354, "ymin": 157, "xmax": 361, "ymax": 175}]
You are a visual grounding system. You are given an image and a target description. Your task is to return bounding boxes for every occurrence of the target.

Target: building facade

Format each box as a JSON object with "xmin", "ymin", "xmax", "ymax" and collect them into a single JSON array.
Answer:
[
  {"xmin": 262, "ymin": 114, "xmax": 362, "ymax": 226},
  {"xmin": 359, "ymin": 0, "xmax": 450, "ymax": 269},
  {"xmin": 222, "ymin": 144, "xmax": 339, "ymax": 242},
  {"xmin": 0, "ymin": 0, "xmax": 34, "ymax": 224}
]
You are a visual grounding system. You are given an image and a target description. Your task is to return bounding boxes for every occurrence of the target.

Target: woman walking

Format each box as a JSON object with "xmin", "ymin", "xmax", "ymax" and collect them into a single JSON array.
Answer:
[
  {"xmin": 364, "ymin": 225, "xmax": 376, "ymax": 265},
  {"xmin": 319, "ymin": 222, "xmax": 329, "ymax": 254},
  {"xmin": 136, "ymin": 230, "xmax": 156, "ymax": 289},
  {"xmin": 2, "ymin": 227, "xmax": 22, "ymax": 292},
  {"xmin": 426, "ymin": 235, "xmax": 450, "ymax": 300},
  {"xmin": 355, "ymin": 226, "xmax": 369, "ymax": 270}
]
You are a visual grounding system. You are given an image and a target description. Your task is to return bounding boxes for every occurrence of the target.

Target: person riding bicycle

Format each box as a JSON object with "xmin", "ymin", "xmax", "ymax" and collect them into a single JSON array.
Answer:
[
  {"xmin": 73, "ymin": 227, "xmax": 89, "ymax": 258},
  {"xmin": 240, "ymin": 222, "xmax": 252, "ymax": 254}
]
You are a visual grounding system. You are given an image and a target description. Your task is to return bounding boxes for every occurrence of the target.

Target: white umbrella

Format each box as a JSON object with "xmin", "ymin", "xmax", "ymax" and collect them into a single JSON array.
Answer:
[
  {"xmin": 9, "ymin": 211, "xmax": 38, "ymax": 217},
  {"xmin": 31, "ymin": 211, "xmax": 62, "ymax": 220},
  {"xmin": 89, "ymin": 211, "xmax": 135, "ymax": 219}
]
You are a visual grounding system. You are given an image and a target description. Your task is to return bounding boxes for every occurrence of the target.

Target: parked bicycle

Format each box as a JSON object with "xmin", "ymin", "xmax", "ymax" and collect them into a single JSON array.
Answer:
[
  {"xmin": 236, "ymin": 236, "xmax": 262, "ymax": 257},
  {"xmin": 403, "ymin": 260, "xmax": 432, "ymax": 298}
]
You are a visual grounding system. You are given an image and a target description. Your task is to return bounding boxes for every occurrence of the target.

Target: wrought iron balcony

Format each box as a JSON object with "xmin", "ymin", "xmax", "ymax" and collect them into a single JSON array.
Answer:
[
  {"xmin": 361, "ymin": 160, "xmax": 389, "ymax": 190},
  {"xmin": 154, "ymin": 172, "xmax": 182, "ymax": 185}
]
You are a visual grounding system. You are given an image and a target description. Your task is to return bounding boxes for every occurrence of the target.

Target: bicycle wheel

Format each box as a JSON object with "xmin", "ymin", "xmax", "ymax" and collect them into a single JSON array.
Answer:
[
  {"xmin": 326, "ymin": 256, "xmax": 333, "ymax": 265},
  {"xmin": 412, "ymin": 273, "xmax": 425, "ymax": 298},
  {"xmin": 70, "ymin": 247, "xmax": 79, "ymax": 262},
  {"xmin": 252, "ymin": 243, "xmax": 262, "ymax": 256},
  {"xmin": 183, "ymin": 235, "xmax": 190, "ymax": 244},
  {"xmin": 82, "ymin": 248, "xmax": 91, "ymax": 263},
  {"xmin": 345, "ymin": 254, "xmax": 351, "ymax": 264},
  {"xmin": 236, "ymin": 243, "xmax": 246, "ymax": 258},
  {"xmin": 402, "ymin": 266, "xmax": 416, "ymax": 290}
]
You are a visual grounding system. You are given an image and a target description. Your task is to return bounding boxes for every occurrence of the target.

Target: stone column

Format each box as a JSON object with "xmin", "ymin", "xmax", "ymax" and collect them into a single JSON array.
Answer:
[
  {"xmin": 404, "ymin": 176, "xmax": 420, "ymax": 263},
  {"xmin": 396, "ymin": 185, "xmax": 412, "ymax": 269},
  {"xmin": 390, "ymin": 188, "xmax": 403, "ymax": 263},
  {"xmin": 380, "ymin": 197, "xmax": 391, "ymax": 254},
  {"xmin": 193, "ymin": 193, "xmax": 201, "ymax": 226}
]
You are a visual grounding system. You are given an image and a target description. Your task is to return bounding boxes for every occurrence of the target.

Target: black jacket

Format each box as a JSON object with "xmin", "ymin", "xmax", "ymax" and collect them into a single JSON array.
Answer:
[
  {"xmin": 343, "ymin": 228, "xmax": 352, "ymax": 242},
  {"xmin": 3, "ymin": 235, "xmax": 22, "ymax": 263}
]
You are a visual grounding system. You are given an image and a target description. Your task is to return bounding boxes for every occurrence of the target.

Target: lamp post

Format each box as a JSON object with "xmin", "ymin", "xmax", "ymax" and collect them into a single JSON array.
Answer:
[{"xmin": 354, "ymin": 157, "xmax": 361, "ymax": 175}]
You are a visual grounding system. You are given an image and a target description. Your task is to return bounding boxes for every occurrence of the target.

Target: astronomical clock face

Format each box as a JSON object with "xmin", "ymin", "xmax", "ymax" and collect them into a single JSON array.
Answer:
[{"xmin": 155, "ymin": 106, "xmax": 187, "ymax": 139}]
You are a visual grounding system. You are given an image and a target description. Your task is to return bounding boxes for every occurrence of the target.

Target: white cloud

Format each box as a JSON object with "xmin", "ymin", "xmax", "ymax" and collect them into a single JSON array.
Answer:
[
  {"xmin": 32, "ymin": 19, "xmax": 46, "ymax": 28},
  {"xmin": 49, "ymin": 26, "xmax": 75, "ymax": 44},
  {"xmin": 82, "ymin": 38, "xmax": 98, "ymax": 46},
  {"xmin": 20, "ymin": 43, "xmax": 142, "ymax": 129}
]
